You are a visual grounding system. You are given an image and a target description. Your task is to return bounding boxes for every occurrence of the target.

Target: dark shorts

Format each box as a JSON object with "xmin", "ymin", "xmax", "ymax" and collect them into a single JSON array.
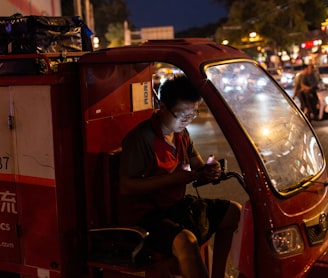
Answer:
[{"xmin": 138, "ymin": 196, "xmax": 230, "ymax": 256}]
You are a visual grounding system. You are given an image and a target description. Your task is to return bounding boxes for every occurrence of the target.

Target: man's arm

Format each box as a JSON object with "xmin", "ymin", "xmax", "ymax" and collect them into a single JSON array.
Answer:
[
  {"xmin": 293, "ymin": 73, "xmax": 301, "ymax": 99},
  {"xmin": 120, "ymin": 166, "xmax": 198, "ymax": 195},
  {"xmin": 120, "ymin": 124, "xmax": 221, "ymax": 195},
  {"xmin": 120, "ymin": 162, "xmax": 221, "ymax": 196}
]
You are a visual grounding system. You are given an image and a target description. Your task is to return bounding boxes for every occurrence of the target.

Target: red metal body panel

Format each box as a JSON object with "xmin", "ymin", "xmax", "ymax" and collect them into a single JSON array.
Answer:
[
  {"xmin": 0, "ymin": 63, "xmax": 86, "ymax": 277},
  {"xmin": 0, "ymin": 182, "xmax": 20, "ymax": 263},
  {"xmin": 308, "ymin": 250, "xmax": 328, "ymax": 277}
]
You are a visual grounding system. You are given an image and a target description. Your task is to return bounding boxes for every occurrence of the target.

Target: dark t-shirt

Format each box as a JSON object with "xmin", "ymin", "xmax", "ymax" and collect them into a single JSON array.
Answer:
[
  {"xmin": 302, "ymin": 72, "xmax": 318, "ymax": 93},
  {"xmin": 119, "ymin": 111, "xmax": 200, "ymax": 225}
]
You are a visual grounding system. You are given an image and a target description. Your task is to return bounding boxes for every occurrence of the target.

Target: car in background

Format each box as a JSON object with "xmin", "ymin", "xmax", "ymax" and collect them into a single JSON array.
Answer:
[
  {"xmin": 280, "ymin": 70, "xmax": 294, "ymax": 88},
  {"xmin": 318, "ymin": 65, "xmax": 328, "ymax": 86},
  {"xmin": 267, "ymin": 68, "xmax": 281, "ymax": 84},
  {"xmin": 280, "ymin": 64, "xmax": 303, "ymax": 88}
]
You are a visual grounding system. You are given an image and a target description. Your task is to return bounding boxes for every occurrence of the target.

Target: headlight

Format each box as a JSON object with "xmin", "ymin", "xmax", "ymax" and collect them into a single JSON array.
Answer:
[
  {"xmin": 280, "ymin": 76, "xmax": 287, "ymax": 83},
  {"xmin": 268, "ymin": 225, "xmax": 304, "ymax": 257}
]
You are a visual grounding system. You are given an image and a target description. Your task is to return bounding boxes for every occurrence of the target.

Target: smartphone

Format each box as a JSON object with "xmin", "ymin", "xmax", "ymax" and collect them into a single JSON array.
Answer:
[{"xmin": 218, "ymin": 158, "xmax": 227, "ymax": 174}]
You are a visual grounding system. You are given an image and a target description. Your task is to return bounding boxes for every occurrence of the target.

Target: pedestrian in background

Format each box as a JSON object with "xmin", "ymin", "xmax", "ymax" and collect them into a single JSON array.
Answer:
[
  {"xmin": 301, "ymin": 64, "xmax": 319, "ymax": 120},
  {"xmin": 293, "ymin": 65, "xmax": 307, "ymax": 113}
]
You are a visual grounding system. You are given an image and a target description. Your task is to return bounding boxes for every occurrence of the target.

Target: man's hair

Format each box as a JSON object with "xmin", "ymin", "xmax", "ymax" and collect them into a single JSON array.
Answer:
[{"xmin": 159, "ymin": 75, "xmax": 202, "ymax": 110}]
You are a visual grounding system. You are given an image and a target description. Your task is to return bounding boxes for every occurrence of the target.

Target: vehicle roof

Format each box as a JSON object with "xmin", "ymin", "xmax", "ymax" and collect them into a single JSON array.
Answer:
[{"xmin": 78, "ymin": 38, "xmax": 251, "ymax": 67}]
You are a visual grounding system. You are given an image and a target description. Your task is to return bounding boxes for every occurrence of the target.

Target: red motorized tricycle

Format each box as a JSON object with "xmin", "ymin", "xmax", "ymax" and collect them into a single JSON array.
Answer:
[{"xmin": 0, "ymin": 37, "xmax": 327, "ymax": 278}]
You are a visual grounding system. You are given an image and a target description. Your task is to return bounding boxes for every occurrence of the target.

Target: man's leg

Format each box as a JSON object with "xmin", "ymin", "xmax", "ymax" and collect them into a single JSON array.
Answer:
[
  {"xmin": 211, "ymin": 201, "xmax": 241, "ymax": 278},
  {"xmin": 172, "ymin": 229, "xmax": 210, "ymax": 278},
  {"xmin": 303, "ymin": 91, "xmax": 314, "ymax": 119}
]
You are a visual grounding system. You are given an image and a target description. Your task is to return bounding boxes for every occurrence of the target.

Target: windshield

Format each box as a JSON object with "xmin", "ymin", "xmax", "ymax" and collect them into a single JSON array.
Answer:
[{"xmin": 204, "ymin": 61, "xmax": 324, "ymax": 195}]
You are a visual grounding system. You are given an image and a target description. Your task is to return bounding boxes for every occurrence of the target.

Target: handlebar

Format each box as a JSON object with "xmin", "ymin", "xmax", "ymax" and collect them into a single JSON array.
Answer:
[{"xmin": 192, "ymin": 170, "xmax": 248, "ymax": 194}]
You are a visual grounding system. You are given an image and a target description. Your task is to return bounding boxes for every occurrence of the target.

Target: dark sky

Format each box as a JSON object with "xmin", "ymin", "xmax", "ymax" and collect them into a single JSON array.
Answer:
[{"xmin": 125, "ymin": 0, "xmax": 228, "ymax": 32}]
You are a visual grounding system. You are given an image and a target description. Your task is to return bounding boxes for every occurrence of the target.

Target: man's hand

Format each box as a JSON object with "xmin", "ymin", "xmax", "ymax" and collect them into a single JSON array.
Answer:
[
  {"xmin": 199, "ymin": 163, "xmax": 222, "ymax": 181},
  {"xmin": 191, "ymin": 162, "xmax": 222, "ymax": 188}
]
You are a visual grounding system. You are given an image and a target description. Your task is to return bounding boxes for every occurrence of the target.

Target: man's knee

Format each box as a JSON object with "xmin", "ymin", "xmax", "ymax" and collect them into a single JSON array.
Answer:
[
  {"xmin": 172, "ymin": 229, "xmax": 198, "ymax": 257},
  {"xmin": 221, "ymin": 201, "xmax": 241, "ymax": 230}
]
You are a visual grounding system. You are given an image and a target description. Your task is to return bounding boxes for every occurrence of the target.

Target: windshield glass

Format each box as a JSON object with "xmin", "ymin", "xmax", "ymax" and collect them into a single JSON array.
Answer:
[{"xmin": 204, "ymin": 61, "xmax": 324, "ymax": 195}]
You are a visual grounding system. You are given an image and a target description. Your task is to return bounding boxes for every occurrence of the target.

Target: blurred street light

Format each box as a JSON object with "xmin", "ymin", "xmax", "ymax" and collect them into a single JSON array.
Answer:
[{"xmin": 93, "ymin": 36, "xmax": 100, "ymax": 49}]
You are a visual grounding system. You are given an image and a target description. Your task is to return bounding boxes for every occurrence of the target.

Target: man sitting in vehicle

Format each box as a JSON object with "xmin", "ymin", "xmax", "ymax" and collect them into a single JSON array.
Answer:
[
  {"xmin": 301, "ymin": 64, "xmax": 320, "ymax": 120},
  {"xmin": 119, "ymin": 75, "xmax": 241, "ymax": 278}
]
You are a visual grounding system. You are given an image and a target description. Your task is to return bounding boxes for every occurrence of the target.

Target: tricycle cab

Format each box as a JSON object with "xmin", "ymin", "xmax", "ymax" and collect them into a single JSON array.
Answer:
[{"xmin": 79, "ymin": 38, "xmax": 328, "ymax": 278}]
